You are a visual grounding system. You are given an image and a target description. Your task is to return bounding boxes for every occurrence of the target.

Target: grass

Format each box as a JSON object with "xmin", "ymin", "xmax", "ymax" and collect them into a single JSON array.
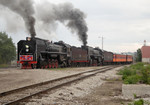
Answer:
[
  {"xmin": 134, "ymin": 99, "xmax": 144, "ymax": 105},
  {"xmin": 0, "ymin": 64, "xmax": 9, "ymax": 68},
  {"xmin": 124, "ymin": 75, "xmax": 141, "ymax": 84},
  {"xmin": 128, "ymin": 99, "xmax": 150, "ymax": 105},
  {"xmin": 118, "ymin": 62, "xmax": 150, "ymax": 84}
]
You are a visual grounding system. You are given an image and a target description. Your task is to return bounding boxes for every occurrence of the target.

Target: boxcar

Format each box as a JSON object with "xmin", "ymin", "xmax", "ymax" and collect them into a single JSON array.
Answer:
[{"xmin": 103, "ymin": 51, "xmax": 113, "ymax": 64}]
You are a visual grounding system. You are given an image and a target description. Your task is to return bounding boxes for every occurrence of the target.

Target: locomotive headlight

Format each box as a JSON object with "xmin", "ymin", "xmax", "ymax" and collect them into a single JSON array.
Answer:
[
  {"xmin": 27, "ymin": 37, "xmax": 31, "ymax": 41},
  {"xmin": 26, "ymin": 49, "xmax": 29, "ymax": 52},
  {"xmin": 25, "ymin": 45, "xmax": 29, "ymax": 49}
]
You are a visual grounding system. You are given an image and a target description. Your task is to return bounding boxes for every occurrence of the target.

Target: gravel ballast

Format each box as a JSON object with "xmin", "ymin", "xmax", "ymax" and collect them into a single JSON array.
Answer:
[
  {"xmin": 0, "ymin": 66, "xmax": 106, "ymax": 93},
  {"xmin": 25, "ymin": 66, "xmax": 123, "ymax": 105}
]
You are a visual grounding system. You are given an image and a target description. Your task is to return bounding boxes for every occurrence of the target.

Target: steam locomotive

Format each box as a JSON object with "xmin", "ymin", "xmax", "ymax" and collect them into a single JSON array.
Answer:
[{"xmin": 17, "ymin": 37, "xmax": 132, "ymax": 69}]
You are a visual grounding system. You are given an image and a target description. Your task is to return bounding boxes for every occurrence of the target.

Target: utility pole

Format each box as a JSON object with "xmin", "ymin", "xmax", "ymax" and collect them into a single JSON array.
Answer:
[
  {"xmin": 98, "ymin": 36, "xmax": 104, "ymax": 51},
  {"xmin": 144, "ymin": 40, "xmax": 146, "ymax": 46}
]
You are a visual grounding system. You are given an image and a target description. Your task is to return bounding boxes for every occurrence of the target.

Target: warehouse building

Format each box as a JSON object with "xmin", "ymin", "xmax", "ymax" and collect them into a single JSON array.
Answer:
[{"xmin": 141, "ymin": 41, "xmax": 150, "ymax": 63}]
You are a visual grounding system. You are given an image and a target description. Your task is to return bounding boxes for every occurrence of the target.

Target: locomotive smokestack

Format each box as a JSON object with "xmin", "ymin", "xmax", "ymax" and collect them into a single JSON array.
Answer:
[
  {"xmin": 36, "ymin": 2, "xmax": 88, "ymax": 46},
  {"xmin": 0, "ymin": 0, "xmax": 36, "ymax": 37}
]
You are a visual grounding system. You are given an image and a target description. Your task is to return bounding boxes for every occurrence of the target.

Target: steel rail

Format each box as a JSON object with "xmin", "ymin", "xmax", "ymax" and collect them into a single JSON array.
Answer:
[
  {"xmin": 0, "ymin": 66, "xmax": 121, "ymax": 105},
  {"xmin": 0, "ymin": 66, "xmax": 110, "ymax": 97}
]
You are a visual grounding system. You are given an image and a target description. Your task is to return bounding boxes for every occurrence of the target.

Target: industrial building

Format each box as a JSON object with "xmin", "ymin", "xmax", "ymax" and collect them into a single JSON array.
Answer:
[{"xmin": 141, "ymin": 40, "xmax": 150, "ymax": 63}]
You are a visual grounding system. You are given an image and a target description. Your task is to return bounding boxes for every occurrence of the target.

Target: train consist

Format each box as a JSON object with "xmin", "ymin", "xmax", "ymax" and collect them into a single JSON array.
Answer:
[{"xmin": 17, "ymin": 37, "xmax": 133, "ymax": 69}]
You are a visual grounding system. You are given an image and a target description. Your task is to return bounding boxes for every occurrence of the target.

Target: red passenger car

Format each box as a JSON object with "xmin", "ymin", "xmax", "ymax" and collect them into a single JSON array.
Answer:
[
  {"xmin": 126, "ymin": 55, "xmax": 133, "ymax": 63},
  {"xmin": 113, "ymin": 54, "xmax": 127, "ymax": 63}
]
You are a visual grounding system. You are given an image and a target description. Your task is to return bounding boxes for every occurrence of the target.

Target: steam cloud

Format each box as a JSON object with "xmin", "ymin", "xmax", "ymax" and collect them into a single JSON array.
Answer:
[
  {"xmin": 0, "ymin": 0, "xmax": 36, "ymax": 37},
  {"xmin": 36, "ymin": 2, "xmax": 88, "ymax": 46}
]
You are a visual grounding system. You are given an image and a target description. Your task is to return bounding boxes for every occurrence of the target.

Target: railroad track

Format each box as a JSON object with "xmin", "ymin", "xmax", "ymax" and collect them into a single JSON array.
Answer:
[{"xmin": 0, "ymin": 65, "xmax": 121, "ymax": 105}]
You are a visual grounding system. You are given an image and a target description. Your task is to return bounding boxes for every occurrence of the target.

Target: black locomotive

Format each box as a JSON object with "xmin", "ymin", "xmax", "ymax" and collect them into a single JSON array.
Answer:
[{"xmin": 17, "ymin": 37, "xmax": 103, "ymax": 69}]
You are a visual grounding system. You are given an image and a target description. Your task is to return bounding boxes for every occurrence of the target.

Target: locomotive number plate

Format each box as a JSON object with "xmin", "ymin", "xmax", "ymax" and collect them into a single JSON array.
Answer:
[{"xmin": 20, "ymin": 55, "xmax": 33, "ymax": 61}]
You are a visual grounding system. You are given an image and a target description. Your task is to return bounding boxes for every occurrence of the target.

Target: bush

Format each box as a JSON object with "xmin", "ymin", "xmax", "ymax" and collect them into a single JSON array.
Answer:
[
  {"xmin": 118, "ymin": 63, "xmax": 150, "ymax": 84},
  {"xmin": 119, "ymin": 67, "xmax": 136, "ymax": 80},
  {"xmin": 134, "ymin": 99, "xmax": 144, "ymax": 105},
  {"xmin": 130, "ymin": 62, "xmax": 144, "ymax": 70},
  {"xmin": 124, "ymin": 75, "xmax": 141, "ymax": 84},
  {"xmin": 140, "ymin": 67, "xmax": 150, "ymax": 84}
]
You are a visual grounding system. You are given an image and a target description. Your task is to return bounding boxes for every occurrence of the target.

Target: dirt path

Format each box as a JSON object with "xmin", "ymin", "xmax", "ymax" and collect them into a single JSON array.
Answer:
[{"xmin": 75, "ymin": 79, "xmax": 125, "ymax": 105}]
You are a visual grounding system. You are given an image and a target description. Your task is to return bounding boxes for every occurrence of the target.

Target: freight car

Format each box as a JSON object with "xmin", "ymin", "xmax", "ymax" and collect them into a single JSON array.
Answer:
[
  {"xmin": 17, "ymin": 37, "xmax": 133, "ymax": 69},
  {"xmin": 103, "ymin": 51, "xmax": 113, "ymax": 65}
]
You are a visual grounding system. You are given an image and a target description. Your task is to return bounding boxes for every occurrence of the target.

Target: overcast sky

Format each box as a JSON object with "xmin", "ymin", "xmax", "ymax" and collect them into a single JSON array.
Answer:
[{"xmin": 0, "ymin": 0, "xmax": 150, "ymax": 53}]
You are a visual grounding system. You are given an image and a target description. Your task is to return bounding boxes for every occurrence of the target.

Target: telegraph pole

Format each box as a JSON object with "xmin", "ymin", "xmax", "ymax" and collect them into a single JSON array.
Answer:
[
  {"xmin": 98, "ymin": 36, "xmax": 104, "ymax": 51},
  {"xmin": 102, "ymin": 36, "xmax": 103, "ymax": 51}
]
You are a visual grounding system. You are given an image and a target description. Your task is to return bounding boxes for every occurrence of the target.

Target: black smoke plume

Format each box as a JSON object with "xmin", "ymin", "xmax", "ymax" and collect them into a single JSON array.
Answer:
[
  {"xmin": 0, "ymin": 0, "xmax": 36, "ymax": 37},
  {"xmin": 36, "ymin": 2, "xmax": 88, "ymax": 46}
]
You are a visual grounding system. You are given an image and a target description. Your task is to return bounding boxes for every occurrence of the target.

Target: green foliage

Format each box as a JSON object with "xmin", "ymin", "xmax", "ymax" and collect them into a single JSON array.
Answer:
[
  {"xmin": 134, "ymin": 99, "xmax": 144, "ymax": 105},
  {"xmin": 121, "ymin": 101, "xmax": 125, "ymax": 105},
  {"xmin": 140, "ymin": 66, "xmax": 150, "ymax": 84},
  {"xmin": 119, "ymin": 66, "xmax": 136, "ymax": 80},
  {"xmin": 0, "ymin": 32, "xmax": 16, "ymax": 64},
  {"xmin": 136, "ymin": 49, "xmax": 142, "ymax": 62},
  {"xmin": 119, "ymin": 63, "xmax": 150, "ymax": 84},
  {"xmin": 0, "ymin": 64, "xmax": 9, "ymax": 68},
  {"xmin": 130, "ymin": 62, "xmax": 144, "ymax": 70},
  {"xmin": 133, "ymin": 93, "xmax": 137, "ymax": 99},
  {"xmin": 128, "ymin": 99, "xmax": 148, "ymax": 105},
  {"xmin": 124, "ymin": 75, "xmax": 140, "ymax": 84}
]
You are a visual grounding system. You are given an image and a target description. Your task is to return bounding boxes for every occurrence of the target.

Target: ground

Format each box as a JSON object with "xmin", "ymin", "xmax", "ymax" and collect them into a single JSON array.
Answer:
[
  {"xmin": 74, "ymin": 79, "xmax": 127, "ymax": 105},
  {"xmin": 0, "ymin": 66, "xmax": 132, "ymax": 105},
  {"xmin": 25, "ymin": 66, "xmax": 128, "ymax": 105},
  {"xmin": 0, "ymin": 67, "xmax": 104, "ymax": 93}
]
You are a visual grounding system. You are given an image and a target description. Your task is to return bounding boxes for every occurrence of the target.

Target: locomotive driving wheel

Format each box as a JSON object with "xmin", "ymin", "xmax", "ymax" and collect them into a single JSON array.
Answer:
[
  {"xmin": 54, "ymin": 60, "xmax": 58, "ymax": 68},
  {"xmin": 48, "ymin": 59, "xmax": 51, "ymax": 68}
]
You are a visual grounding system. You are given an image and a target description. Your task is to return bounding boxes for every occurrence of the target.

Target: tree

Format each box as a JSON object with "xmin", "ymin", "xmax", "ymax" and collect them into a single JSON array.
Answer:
[
  {"xmin": 0, "ymin": 32, "xmax": 16, "ymax": 64},
  {"xmin": 136, "ymin": 48, "xmax": 142, "ymax": 62}
]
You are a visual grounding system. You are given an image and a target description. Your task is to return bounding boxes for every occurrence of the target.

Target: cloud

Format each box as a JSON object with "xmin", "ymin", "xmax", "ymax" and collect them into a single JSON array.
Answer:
[
  {"xmin": 0, "ymin": 6, "xmax": 26, "ymax": 33},
  {"xmin": 0, "ymin": 0, "xmax": 150, "ymax": 52},
  {"xmin": 106, "ymin": 43, "xmax": 143, "ymax": 53}
]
